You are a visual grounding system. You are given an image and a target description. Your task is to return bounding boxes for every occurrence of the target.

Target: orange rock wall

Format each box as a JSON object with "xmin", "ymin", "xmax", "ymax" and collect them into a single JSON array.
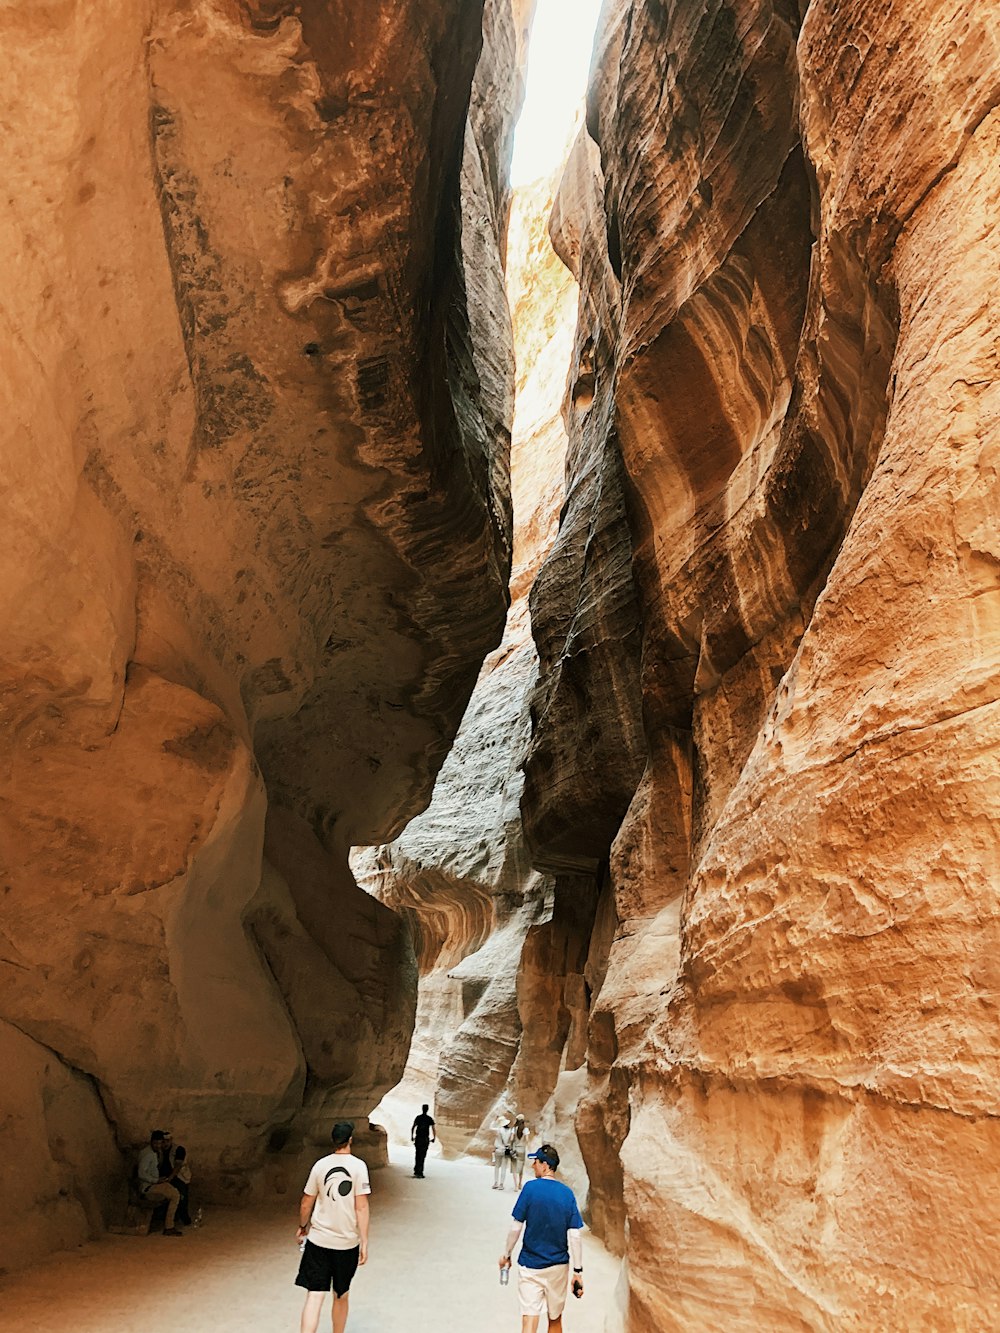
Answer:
[
  {"xmin": 525, "ymin": 0, "xmax": 1000, "ymax": 1326},
  {"xmin": 0, "ymin": 0, "xmax": 521, "ymax": 1266}
]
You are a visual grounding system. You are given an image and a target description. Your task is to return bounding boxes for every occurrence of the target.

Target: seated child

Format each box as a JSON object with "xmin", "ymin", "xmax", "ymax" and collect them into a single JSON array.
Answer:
[
  {"xmin": 170, "ymin": 1146, "xmax": 193, "ymax": 1225},
  {"xmin": 170, "ymin": 1146, "xmax": 192, "ymax": 1186}
]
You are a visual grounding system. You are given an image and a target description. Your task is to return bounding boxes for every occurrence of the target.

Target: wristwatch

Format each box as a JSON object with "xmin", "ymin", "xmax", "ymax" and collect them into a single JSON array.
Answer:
[{"xmin": 574, "ymin": 1268, "xmax": 583, "ymax": 1273}]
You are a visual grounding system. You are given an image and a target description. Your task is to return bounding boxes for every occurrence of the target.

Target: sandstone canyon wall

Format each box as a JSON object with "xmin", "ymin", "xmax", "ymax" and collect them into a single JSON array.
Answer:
[
  {"xmin": 520, "ymin": 0, "xmax": 1000, "ymax": 1328},
  {"xmin": 353, "ymin": 162, "xmax": 580, "ymax": 1160},
  {"xmin": 3, "ymin": 0, "xmax": 997, "ymax": 1317},
  {"xmin": 0, "ymin": 0, "xmax": 524, "ymax": 1270}
]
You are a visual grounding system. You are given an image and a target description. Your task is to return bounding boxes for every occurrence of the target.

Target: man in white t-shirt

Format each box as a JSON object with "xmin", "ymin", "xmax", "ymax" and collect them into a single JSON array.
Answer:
[{"xmin": 295, "ymin": 1121, "xmax": 371, "ymax": 1333}]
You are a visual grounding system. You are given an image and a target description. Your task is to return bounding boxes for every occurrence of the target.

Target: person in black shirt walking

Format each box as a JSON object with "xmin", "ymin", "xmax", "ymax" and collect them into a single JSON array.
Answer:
[{"xmin": 410, "ymin": 1104, "xmax": 436, "ymax": 1178}]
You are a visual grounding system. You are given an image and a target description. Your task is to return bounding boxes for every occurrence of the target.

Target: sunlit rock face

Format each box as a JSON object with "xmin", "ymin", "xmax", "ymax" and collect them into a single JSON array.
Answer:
[
  {"xmin": 354, "ymin": 161, "xmax": 579, "ymax": 1157},
  {"xmin": 0, "ymin": 0, "xmax": 520, "ymax": 1263},
  {"xmin": 524, "ymin": 0, "xmax": 1000, "ymax": 1327}
]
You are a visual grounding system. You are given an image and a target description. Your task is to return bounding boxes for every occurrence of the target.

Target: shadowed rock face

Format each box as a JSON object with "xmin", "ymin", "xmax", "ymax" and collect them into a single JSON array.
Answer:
[
  {"xmin": 515, "ymin": 122, "xmax": 646, "ymax": 1206},
  {"xmin": 522, "ymin": 127, "xmax": 646, "ymax": 880},
  {"xmin": 522, "ymin": 0, "xmax": 1000, "ymax": 1327},
  {"xmin": 353, "ymin": 159, "xmax": 575, "ymax": 1159},
  {"xmin": 0, "ymin": 0, "xmax": 520, "ymax": 1266}
]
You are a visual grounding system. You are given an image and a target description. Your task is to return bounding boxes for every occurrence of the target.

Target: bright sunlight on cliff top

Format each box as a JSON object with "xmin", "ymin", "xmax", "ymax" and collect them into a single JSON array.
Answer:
[{"xmin": 510, "ymin": 0, "xmax": 604, "ymax": 186}]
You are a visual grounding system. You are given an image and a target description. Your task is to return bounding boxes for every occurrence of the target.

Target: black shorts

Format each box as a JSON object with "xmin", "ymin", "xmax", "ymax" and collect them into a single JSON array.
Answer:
[{"xmin": 295, "ymin": 1240, "xmax": 360, "ymax": 1294}]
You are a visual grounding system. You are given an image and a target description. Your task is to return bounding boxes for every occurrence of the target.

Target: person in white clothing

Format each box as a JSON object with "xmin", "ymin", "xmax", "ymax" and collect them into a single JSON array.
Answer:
[
  {"xmin": 295, "ymin": 1121, "xmax": 371, "ymax": 1333},
  {"xmin": 493, "ymin": 1116, "xmax": 515, "ymax": 1190},
  {"xmin": 136, "ymin": 1130, "xmax": 182, "ymax": 1235},
  {"xmin": 511, "ymin": 1115, "xmax": 531, "ymax": 1190}
]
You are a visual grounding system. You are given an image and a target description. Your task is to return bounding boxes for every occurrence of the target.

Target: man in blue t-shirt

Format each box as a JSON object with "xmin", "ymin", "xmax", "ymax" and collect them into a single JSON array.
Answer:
[{"xmin": 498, "ymin": 1144, "xmax": 585, "ymax": 1331}]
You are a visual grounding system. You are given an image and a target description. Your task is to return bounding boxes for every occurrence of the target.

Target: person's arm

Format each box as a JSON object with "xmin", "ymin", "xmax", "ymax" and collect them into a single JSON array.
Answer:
[
  {"xmin": 355, "ymin": 1194, "xmax": 370, "ymax": 1264},
  {"xmin": 411, "ymin": 1119, "xmax": 417, "ymax": 1143},
  {"xmin": 499, "ymin": 1220, "xmax": 523, "ymax": 1269},
  {"xmin": 137, "ymin": 1150, "xmax": 159, "ymax": 1188},
  {"xmin": 430, "ymin": 1118, "xmax": 436, "ymax": 1143},
  {"xmin": 297, "ymin": 1193, "xmax": 316, "ymax": 1242},
  {"xmin": 568, "ymin": 1227, "xmax": 583, "ymax": 1270},
  {"xmin": 569, "ymin": 1225, "xmax": 584, "ymax": 1295}
]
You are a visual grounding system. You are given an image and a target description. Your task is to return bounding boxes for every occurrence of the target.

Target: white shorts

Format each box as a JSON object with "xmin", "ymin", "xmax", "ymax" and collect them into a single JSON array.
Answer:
[{"xmin": 517, "ymin": 1263, "xmax": 570, "ymax": 1319}]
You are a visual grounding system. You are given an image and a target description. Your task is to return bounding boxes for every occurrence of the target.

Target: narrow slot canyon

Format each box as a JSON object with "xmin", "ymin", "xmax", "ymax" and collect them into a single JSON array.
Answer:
[{"xmin": 1, "ymin": 2, "xmax": 999, "ymax": 1331}]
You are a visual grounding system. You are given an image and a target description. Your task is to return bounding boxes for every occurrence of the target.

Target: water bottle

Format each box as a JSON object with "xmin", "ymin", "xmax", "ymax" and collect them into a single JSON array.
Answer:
[
  {"xmin": 500, "ymin": 1265, "xmax": 510, "ymax": 1286},
  {"xmin": 192, "ymin": 1208, "xmax": 203, "ymax": 1228}
]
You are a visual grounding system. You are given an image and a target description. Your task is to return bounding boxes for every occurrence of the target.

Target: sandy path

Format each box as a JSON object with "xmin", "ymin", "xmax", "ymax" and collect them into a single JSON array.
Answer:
[{"xmin": 0, "ymin": 1152, "xmax": 620, "ymax": 1332}]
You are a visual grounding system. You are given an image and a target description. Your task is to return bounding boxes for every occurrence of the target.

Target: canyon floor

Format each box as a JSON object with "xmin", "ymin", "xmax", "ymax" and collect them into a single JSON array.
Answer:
[{"xmin": 0, "ymin": 1153, "xmax": 620, "ymax": 1332}]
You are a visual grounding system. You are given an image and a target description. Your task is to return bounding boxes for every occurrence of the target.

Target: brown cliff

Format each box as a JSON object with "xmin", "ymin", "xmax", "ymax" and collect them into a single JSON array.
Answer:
[
  {"xmin": 524, "ymin": 0, "xmax": 1000, "ymax": 1327},
  {"xmin": 3, "ymin": 0, "xmax": 997, "ymax": 1314},
  {"xmin": 353, "ymin": 161, "xmax": 576, "ymax": 1159},
  {"xmin": 0, "ymin": 0, "xmax": 520, "ymax": 1267}
]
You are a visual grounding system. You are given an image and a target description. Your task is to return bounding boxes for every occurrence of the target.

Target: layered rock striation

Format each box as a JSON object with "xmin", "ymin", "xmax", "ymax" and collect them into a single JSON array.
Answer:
[
  {"xmin": 5, "ymin": 0, "xmax": 997, "ymax": 1311},
  {"xmin": 0, "ymin": 0, "xmax": 523, "ymax": 1267},
  {"xmin": 354, "ymin": 160, "xmax": 580, "ymax": 1157},
  {"xmin": 524, "ymin": 0, "xmax": 1000, "ymax": 1327},
  {"xmin": 514, "ymin": 121, "xmax": 647, "ymax": 1206}
]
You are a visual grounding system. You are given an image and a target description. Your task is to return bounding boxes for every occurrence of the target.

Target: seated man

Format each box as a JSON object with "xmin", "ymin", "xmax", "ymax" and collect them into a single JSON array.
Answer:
[{"xmin": 137, "ymin": 1130, "xmax": 183, "ymax": 1236}]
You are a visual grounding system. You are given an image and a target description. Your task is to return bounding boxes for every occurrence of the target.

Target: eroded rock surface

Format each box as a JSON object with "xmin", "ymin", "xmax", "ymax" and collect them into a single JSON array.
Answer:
[
  {"xmin": 0, "ymin": 1019, "xmax": 122, "ymax": 1273},
  {"xmin": 354, "ymin": 164, "xmax": 578, "ymax": 1158},
  {"xmin": 0, "ymin": 0, "xmax": 520, "ymax": 1258},
  {"xmin": 524, "ymin": 1, "xmax": 1000, "ymax": 1327},
  {"xmin": 522, "ymin": 124, "xmax": 645, "ymax": 882}
]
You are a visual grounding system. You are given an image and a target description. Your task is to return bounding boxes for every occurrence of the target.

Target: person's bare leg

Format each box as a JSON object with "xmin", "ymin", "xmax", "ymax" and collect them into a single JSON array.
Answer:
[
  {"xmin": 521, "ymin": 1318, "xmax": 539, "ymax": 1333},
  {"xmin": 300, "ymin": 1291, "xmax": 324, "ymax": 1333},
  {"xmin": 149, "ymin": 1182, "xmax": 181, "ymax": 1232},
  {"xmin": 547, "ymin": 1318, "xmax": 563, "ymax": 1333},
  {"xmin": 331, "ymin": 1292, "xmax": 349, "ymax": 1333}
]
